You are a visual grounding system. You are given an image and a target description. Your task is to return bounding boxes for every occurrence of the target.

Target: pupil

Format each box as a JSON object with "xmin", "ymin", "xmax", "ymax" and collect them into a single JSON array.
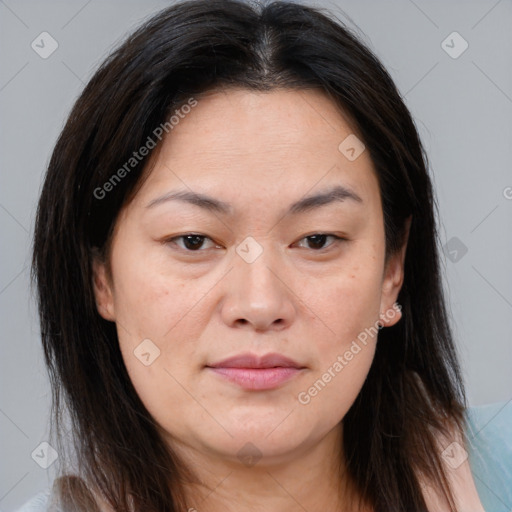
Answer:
[
  {"xmin": 184, "ymin": 235, "xmax": 203, "ymax": 250},
  {"xmin": 308, "ymin": 234, "xmax": 326, "ymax": 249}
]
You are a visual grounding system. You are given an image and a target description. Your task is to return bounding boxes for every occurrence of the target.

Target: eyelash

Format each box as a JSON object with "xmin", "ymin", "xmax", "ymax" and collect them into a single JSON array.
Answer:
[{"xmin": 164, "ymin": 233, "xmax": 346, "ymax": 253}]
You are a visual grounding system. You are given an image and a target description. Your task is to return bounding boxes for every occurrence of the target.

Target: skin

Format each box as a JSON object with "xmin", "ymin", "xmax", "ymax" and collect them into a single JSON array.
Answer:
[{"xmin": 92, "ymin": 88, "xmax": 483, "ymax": 511}]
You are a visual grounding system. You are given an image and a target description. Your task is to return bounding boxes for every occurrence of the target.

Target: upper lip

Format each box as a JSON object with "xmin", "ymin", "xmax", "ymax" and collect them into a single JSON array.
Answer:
[{"xmin": 207, "ymin": 352, "xmax": 304, "ymax": 369}]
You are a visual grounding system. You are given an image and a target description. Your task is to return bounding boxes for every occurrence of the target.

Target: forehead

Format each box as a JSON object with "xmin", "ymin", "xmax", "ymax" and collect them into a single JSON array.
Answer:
[
  {"xmin": 131, "ymin": 87, "xmax": 381, "ymax": 216},
  {"xmin": 161, "ymin": 87, "xmax": 362, "ymax": 160}
]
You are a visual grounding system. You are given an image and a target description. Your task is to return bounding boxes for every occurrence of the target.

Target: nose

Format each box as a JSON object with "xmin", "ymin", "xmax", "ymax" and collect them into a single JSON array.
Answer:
[{"xmin": 219, "ymin": 245, "xmax": 297, "ymax": 332}]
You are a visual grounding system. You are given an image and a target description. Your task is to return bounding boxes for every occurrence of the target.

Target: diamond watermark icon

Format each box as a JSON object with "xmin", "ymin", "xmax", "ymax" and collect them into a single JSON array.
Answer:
[
  {"xmin": 338, "ymin": 134, "xmax": 365, "ymax": 161},
  {"xmin": 237, "ymin": 442, "xmax": 262, "ymax": 467},
  {"xmin": 31, "ymin": 441, "xmax": 58, "ymax": 469},
  {"xmin": 443, "ymin": 236, "xmax": 468, "ymax": 263},
  {"xmin": 31, "ymin": 32, "xmax": 59, "ymax": 59},
  {"xmin": 236, "ymin": 236, "xmax": 263, "ymax": 264},
  {"xmin": 441, "ymin": 441, "xmax": 468, "ymax": 469},
  {"xmin": 441, "ymin": 31, "xmax": 468, "ymax": 59},
  {"xmin": 134, "ymin": 338, "xmax": 161, "ymax": 366}
]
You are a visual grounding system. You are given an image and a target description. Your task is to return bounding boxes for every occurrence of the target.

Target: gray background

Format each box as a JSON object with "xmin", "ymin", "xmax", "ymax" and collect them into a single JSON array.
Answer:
[{"xmin": 1, "ymin": 0, "xmax": 511, "ymax": 510}]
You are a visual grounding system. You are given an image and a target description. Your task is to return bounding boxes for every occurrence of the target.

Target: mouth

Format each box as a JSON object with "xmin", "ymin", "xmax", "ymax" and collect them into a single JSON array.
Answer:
[{"xmin": 205, "ymin": 352, "xmax": 306, "ymax": 391}]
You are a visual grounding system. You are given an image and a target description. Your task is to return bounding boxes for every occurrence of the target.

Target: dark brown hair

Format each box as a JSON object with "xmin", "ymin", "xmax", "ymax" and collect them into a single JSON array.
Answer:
[{"xmin": 31, "ymin": 0, "xmax": 467, "ymax": 510}]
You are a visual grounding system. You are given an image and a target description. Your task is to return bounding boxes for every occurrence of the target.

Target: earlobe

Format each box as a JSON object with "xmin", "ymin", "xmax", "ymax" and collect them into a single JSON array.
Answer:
[{"xmin": 92, "ymin": 250, "xmax": 115, "ymax": 322}]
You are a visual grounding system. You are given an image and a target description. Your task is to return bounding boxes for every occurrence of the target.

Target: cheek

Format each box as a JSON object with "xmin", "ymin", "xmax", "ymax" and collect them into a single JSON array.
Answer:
[
  {"xmin": 296, "ymin": 341, "xmax": 376, "ymax": 433},
  {"xmin": 111, "ymin": 243, "xmax": 203, "ymax": 341},
  {"xmin": 294, "ymin": 258, "xmax": 383, "ymax": 417},
  {"xmin": 110, "ymin": 261, "xmax": 203, "ymax": 409},
  {"xmin": 295, "ymin": 265, "xmax": 382, "ymax": 422},
  {"xmin": 113, "ymin": 278, "xmax": 203, "ymax": 441},
  {"xmin": 300, "ymin": 258, "xmax": 384, "ymax": 349},
  {"xmin": 114, "ymin": 273, "xmax": 206, "ymax": 387}
]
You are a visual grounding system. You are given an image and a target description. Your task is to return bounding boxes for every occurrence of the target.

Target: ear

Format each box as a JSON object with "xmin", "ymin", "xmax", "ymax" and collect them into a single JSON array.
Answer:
[
  {"xmin": 379, "ymin": 216, "xmax": 412, "ymax": 328},
  {"xmin": 92, "ymin": 248, "xmax": 116, "ymax": 322}
]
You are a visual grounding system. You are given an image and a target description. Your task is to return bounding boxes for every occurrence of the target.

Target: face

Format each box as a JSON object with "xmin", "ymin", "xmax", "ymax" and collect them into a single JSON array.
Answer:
[{"xmin": 93, "ymin": 87, "xmax": 407, "ymax": 468}]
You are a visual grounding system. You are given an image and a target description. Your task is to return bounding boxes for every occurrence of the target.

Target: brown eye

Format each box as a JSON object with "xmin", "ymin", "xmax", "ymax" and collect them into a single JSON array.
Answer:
[
  {"xmin": 296, "ymin": 234, "xmax": 344, "ymax": 250},
  {"xmin": 167, "ymin": 234, "xmax": 217, "ymax": 251}
]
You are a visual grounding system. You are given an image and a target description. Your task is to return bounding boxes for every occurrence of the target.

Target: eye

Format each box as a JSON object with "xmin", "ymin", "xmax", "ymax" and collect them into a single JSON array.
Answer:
[
  {"xmin": 295, "ymin": 233, "xmax": 345, "ymax": 251},
  {"xmin": 164, "ymin": 233, "xmax": 346, "ymax": 253},
  {"xmin": 166, "ymin": 234, "xmax": 219, "ymax": 252}
]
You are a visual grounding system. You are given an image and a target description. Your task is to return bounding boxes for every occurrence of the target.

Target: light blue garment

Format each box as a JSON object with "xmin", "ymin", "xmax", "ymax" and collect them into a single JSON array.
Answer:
[
  {"xmin": 14, "ymin": 487, "xmax": 51, "ymax": 512},
  {"xmin": 465, "ymin": 400, "xmax": 512, "ymax": 511},
  {"xmin": 14, "ymin": 401, "xmax": 512, "ymax": 511}
]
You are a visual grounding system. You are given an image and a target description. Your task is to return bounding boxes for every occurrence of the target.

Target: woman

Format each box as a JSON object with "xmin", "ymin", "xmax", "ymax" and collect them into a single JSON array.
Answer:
[{"xmin": 23, "ymin": 0, "xmax": 511, "ymax": 510}]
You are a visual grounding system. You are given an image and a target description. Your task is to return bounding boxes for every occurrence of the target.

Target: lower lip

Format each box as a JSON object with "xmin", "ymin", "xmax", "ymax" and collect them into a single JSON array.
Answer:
[{"xmin": 207, "ymin": 367, "xmax": 302, "ymax": 390}]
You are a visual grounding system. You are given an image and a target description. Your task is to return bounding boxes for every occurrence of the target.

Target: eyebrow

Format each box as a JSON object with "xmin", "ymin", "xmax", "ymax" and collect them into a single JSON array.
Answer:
[{"xmin": 145, "ymin": 184, "xmax": 363, "ymax": 215}]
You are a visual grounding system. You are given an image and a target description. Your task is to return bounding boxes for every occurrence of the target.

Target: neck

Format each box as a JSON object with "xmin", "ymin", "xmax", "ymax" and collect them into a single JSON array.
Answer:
[{"xmin": 174, "ymin": 423, "xmax": 365, "ymax": 512}]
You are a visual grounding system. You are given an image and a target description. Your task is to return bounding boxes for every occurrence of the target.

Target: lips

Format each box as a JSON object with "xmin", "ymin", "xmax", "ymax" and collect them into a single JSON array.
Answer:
[
  {"xmin": 207, "ymin": 352, "xmax": 304, "ymax": 370},
  {"xmin": 206, "ymin": 352, "xmax": 305, "ymax": 391}
]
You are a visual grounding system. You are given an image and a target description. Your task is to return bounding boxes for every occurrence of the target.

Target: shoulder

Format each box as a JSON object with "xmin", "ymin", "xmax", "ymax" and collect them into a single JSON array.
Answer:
[
  {"xmin": 14, "ymin": 488, "xmax": 51, "ymax": 512},
  {"xmin": 422, "ymin": 400, "xmax": 512, "ymax": 512},
  {"xmin": 15, "ymin": 475, "xmax": 115, "ymax": 512},
  {"xmin": 464, "ymin": 400, "xmax": 512, "ymax": 511},
  {"xmin": 420, "ymin": 408, "xmax": 486, "ymax": 512}
]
